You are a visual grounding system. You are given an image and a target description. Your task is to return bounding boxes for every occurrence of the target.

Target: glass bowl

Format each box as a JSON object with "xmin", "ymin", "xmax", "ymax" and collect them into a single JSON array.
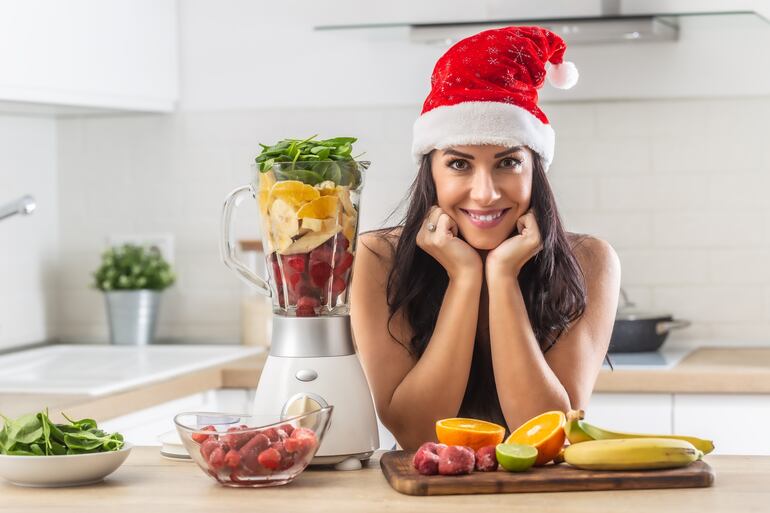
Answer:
[{"xmin": 174, "ymin": 406, "xmax": 332, "ymax": 488}]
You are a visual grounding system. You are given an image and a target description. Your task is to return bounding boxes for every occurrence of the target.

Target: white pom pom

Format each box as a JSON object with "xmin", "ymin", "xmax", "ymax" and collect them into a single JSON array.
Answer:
[{"xmin": 547, "ymin": 61, "xmax": 579, "ymax": 90}]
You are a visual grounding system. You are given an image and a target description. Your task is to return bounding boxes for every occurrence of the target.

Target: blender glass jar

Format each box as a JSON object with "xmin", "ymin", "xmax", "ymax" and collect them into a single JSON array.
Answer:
[{"xmin": 222, "ymin": 161, "xmax": 367, "ymax": 317}]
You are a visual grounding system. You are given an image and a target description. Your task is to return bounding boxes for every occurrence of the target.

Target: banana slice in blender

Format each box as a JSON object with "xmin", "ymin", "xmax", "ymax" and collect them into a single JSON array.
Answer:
[
  {"xmin": 283, "ymin": 225, "xmax": 342, "ymax": 255},
  {"xmin": 337, "ymin": 187, "xmax": 356, "ymax": 216},
  {"xmin": 302, "ymin": 217, "xmax": 337, "ymax": 233},
  {"xmin": 315, "ymin": 180, "xmax": 337, "ymax": 195},
  {"xmin": 269, "ymin": 198, "xmax": 300, "ymax": 253}
]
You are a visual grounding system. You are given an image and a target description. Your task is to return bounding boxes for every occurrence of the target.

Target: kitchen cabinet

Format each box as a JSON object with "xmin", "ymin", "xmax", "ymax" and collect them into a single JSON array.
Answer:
[
  {"xmin": 0, "ymin": 0, "xmax": 177, "ymax": 113},
  {"xmin": 588, "ymin": 392, "xmax": 770, "ymax": 455},
  {"xmin": 100, "ymin": 388, "xmax": 398, "ymax": 450},
  {"xmin": 673, "ymin": 394, "xmax": 770, "ymax": 456},
  {"xmin": 100, "ymin": 389, "xmax": 255, "ymax": 444},
  {"xmin": 586, "ymin": 393, "xmax": 673, "ymax": 434}
]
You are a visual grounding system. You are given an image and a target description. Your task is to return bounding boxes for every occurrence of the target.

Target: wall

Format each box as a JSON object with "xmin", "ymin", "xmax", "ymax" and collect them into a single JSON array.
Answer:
[
  {"xmin": 54, "ymin": 108, "xmax": 414, "ymax": 342},
  {"xmin": 53, "ymin": 0, "xmax": 770, "ymax": 345},
  {"xmin": 0, "ymin": 115, "xmax": 58, "ymax": 350},
  {"xmin": 179, "ymin": 2, "xmax": 770, "ymax": 110}
]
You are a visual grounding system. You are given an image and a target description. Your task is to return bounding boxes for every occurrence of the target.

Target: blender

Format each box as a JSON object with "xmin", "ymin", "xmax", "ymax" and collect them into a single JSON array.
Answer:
[{"xmin": 220, "ymin": 159, "xmax": 379, "ymax": 470}]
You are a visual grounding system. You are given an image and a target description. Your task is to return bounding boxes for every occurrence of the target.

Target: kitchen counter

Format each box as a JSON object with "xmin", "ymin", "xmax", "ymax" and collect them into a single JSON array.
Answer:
[
  {"xmin": 1, "ymin": 447, "xmax": 766, "ymax": 512},
  {"xmin": 1, "ymin": 347, "xmax": 769, "ymax": 424},
  {"xmin": 212, "ymin": 347, "xmax": 770, "ymax": 395},
  {"xmin": 594, "ymin": 347, "xmax": 770, "ymax": 394},
  {"xmin": 0, "ymin": 352, "xmax": 266, "ymax": 420}
]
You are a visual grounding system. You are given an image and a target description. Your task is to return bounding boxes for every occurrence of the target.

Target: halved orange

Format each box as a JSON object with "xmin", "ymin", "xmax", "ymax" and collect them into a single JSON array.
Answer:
[
  {"xmin": 505, "ymin": 411, "xmax": 566, "ymax": 466},
  {"xmin": 435, "ymin": 418, "xmax": 505, "ymax": 451}
]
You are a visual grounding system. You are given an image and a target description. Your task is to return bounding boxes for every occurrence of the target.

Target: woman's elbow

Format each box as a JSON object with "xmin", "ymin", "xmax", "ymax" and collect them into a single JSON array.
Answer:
[{"xmin": 379, "ymin": 412, "xmax": 435, "ymax": 451}]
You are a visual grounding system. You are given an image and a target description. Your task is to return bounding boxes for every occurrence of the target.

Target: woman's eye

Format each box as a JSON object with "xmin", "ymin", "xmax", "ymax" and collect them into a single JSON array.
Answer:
[
  {"xmin": 500, "ymin": 158, "xmax": 523, "ymax": 169},
  {"xmin": 448, "ymin": 159, "xmax": 469, "ymax": 171}
]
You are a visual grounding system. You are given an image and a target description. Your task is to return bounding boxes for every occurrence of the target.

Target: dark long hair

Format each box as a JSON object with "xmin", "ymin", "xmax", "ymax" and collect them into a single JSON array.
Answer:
[{"xmin": 368, "ymin": 151, "xmax": 588, "ymax": 425}]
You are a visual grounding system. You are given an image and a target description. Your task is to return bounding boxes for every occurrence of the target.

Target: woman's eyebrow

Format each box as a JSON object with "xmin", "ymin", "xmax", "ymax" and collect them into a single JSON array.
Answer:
[
  {"xmin": 443, "ymin": 146, "xmax": 524, "ymax": 159},
  {"xmin": 443, "ymin": 149, "xmax": 474, "ymax": 159},
  {"xmin": 494, "ymin": 146, "xmax": 524, "ymax": 158}
]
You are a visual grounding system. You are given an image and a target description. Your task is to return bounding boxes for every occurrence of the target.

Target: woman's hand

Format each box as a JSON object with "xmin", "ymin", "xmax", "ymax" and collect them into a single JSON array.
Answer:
[
  {"xmin": 486, "ymin": 209, "xmax": 543, "ymax": 277},
  {"xmin": 416, "ymin": 206, "xmax": 482, "ymax": 281}
]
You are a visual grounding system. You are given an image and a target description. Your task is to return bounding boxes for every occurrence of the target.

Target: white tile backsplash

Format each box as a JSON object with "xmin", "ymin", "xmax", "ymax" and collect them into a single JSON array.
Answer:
[{"xmin": 654, "ymin": 286, "xmax": 763, "ymax": 324}]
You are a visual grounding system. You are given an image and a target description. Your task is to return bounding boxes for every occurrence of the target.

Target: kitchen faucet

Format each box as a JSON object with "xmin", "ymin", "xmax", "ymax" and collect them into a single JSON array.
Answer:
[{"xmin": 0, "ymin": 195, "xmax": 36, "ymax": 222}]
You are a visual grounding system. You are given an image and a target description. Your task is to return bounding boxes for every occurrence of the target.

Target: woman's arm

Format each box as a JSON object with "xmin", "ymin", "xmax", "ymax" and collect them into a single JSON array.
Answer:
[
  {"xmin": 351, "ymin": 233, "xmax": 482, "ymax": 450},
  {"xmin": 486, "ymin": 236, "xmax": 621, "ymax": 430}
]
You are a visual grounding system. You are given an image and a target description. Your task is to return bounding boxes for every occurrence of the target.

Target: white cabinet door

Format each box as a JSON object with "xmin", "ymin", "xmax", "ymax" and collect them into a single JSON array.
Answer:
[
  {"xmin": 673, "ymin": 394, "xmax": 770, "ymax": 455},
  {"xmin": 101, "ymin": 389, "xmax": 256, "ymax": 445},
  {"xmin": 0, "ymin": 0, "xmax": 177, "ymax": 112},
  {"xmin": 586, "ymin": 393, "xmax": 673, "ymax": 434}
]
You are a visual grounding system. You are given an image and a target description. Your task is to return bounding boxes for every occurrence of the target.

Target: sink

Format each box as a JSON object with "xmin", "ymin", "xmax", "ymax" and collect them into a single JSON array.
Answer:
[
  {"xmin": 603, "ymin": 347, "xmax": 693, "ymax": 370},
  {"xmin": 0, "ymin": 344, "xmax": 264, "ymax": 396}
]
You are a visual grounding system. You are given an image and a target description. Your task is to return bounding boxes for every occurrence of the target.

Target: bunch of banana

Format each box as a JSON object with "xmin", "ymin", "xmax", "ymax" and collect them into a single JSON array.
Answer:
[
  {"xmin": 565, "ymin": 409, "xmax": 715, "ymax": 455},
  {"xmin": 564, "ymin": 438, "xmax": 702, "ymax": 471}
]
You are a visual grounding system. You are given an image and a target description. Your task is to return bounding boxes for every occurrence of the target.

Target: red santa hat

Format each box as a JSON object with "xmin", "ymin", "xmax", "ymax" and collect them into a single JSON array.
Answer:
[{"xmin": 412, "ymin": 26, "xmax": 578, "ymax": 171}]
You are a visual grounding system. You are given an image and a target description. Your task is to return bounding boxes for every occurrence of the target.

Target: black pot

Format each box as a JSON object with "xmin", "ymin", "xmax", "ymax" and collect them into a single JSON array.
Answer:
[{"xmin": 609, "ymin": 311, "xmax": 691, "ymax": 353}]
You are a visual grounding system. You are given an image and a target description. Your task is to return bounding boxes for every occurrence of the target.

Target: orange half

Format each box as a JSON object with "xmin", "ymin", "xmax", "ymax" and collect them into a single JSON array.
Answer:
[
  {"xmin": 505, "ymin": 411, "xmax": 566, "ymax": 466},
  {"xmin": 435, "ymin": 418, "xmax": 505, "ymax": 451}
]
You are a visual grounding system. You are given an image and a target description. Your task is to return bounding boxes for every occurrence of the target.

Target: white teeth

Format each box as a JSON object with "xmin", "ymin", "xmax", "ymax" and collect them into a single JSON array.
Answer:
[{"xmin": 467, "ymin": 210, "xmax": 504, "ymax": 222}]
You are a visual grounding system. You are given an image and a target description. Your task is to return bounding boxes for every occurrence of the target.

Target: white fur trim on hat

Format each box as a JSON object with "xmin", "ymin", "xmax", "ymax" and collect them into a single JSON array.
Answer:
[{"xmin": 412, "ymin": 101, "xmax": 556, "ymax": 171}]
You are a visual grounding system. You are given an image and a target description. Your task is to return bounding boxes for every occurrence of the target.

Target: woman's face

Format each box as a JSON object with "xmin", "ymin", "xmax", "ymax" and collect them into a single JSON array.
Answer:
[{"xmin": 430, "ymin": 144, "xmax": 533, "ymax": 250}]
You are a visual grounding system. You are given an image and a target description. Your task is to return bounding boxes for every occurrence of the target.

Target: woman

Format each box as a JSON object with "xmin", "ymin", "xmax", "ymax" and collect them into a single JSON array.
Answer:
[{"xmin": 350, "ymin": 26, "xmax": 620, "ymax": 450}]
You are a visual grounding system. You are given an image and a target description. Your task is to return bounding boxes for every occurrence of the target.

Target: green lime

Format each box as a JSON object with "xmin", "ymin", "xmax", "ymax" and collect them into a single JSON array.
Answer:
[{"xmin": 496, "ymin": 443, "xmax": 538, "ymax": 472}]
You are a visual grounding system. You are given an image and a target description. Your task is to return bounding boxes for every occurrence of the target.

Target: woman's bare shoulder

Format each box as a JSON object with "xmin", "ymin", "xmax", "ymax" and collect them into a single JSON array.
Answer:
[
  {"xmin": 355, "ymin": 227, "xmax": 403, "ymax": 285},
  {"xmin": 358, "ymin": 227, "xmax": 402, "ymax": 261},
  {"xmin": 566, "ymin": 232, "xmax": 620, "ymax": 276}
]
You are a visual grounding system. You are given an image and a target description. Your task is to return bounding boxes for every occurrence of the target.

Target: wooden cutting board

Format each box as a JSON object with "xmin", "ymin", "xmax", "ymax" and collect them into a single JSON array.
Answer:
[{"xmin": 380, "ymin": 451, "xmax": 715, "ymax": 496}]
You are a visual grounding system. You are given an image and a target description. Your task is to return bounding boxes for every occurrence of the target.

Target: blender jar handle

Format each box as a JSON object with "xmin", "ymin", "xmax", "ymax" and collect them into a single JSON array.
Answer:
[{"xmin": 220, "ymin": 185, "xmax": 272, "ymax": 297}]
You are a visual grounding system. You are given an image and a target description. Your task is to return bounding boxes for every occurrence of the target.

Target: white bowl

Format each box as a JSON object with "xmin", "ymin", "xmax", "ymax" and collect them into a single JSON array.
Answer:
[{"xmin": 0, "ymin": 443, "xmax": 132, "ymax": 487}]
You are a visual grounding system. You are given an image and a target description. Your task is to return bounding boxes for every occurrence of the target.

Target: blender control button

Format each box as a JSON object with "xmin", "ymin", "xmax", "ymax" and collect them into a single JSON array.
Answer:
[{"xmin": 295, "ymin": 369, "xmax": 318, "ymax": 382}]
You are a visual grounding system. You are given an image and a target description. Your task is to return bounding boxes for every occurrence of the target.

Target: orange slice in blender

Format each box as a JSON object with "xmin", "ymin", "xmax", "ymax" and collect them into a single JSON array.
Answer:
[
  {"xmin": 435, "ymin": 418, "xmax": 506, "ymax": 451},
  {"xmin": 270, "ymin": 180, "xmax": 320, "ymax": 208},
  {"xmin": 297, "ymin": 195, "xmax": 339, "ymax": 219},
  {"xmin": 342, "ymin": 213, "xmax": 357, "ymax": 245},
  {"xmin": 505, "ymin": 410, "xmax": 566, "ymax": 466}
]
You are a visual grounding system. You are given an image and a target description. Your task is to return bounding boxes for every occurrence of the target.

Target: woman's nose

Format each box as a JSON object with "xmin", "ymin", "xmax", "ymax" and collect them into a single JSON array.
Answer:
[{"xmin": 469, "ymin": 169, "xmax": 502, "ymax": 205}]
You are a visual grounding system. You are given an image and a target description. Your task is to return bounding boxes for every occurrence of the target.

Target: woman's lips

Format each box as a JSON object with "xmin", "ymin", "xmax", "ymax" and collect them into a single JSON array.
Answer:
[{"xmin": 460, "ymin": 208, "xmax": 510, "ymax": 229}]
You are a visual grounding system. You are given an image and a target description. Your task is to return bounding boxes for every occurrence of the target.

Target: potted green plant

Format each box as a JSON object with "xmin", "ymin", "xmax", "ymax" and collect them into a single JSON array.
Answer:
[{"xmin": 92, "ymin": 244, "xmax": 176, "ymax": 345}]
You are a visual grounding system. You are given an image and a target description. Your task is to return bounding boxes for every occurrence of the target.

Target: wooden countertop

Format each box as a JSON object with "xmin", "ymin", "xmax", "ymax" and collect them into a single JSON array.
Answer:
[
  {"xmin": 1, "ymin": 447, "xmax": 766, "ymax": 512},
  {"xmin": 594, "ymin": 347, "xmax": 770, "ymax": 394}
]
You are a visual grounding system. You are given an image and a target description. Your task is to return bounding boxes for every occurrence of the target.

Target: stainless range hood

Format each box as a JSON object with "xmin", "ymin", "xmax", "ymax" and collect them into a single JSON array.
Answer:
[
  {"xmin": 313, "ymin": 0, "xmax": 770, "ymax": 45},
  {"xmin": 408, "ymin": 17, "xmax": 680, "ymax": 46}
]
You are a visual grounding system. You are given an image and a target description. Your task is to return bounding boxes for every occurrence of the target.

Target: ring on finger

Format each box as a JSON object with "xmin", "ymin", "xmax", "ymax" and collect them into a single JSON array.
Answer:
[{"xmin": 426, "ymin": 223, "xmax": 436, "ymax": 232}]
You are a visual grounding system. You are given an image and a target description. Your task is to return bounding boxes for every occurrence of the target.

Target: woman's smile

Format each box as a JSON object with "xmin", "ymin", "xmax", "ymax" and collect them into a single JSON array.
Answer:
[{"xmin": 459, "ymin": 208, "xmax": 511, "ymax": 229}]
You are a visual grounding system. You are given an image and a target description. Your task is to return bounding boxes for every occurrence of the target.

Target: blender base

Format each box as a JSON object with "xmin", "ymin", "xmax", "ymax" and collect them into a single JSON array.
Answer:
[
  {"xmin": 334, "ymin": 457, "xmax": 363, "ymax": 471},
  {"xmin": 311, "ymin": 450, "xmax": 374, "ymax": 468},
  {"xmin": 253, "ymin": 316, "xmax": 380, "ymax": 469}
]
